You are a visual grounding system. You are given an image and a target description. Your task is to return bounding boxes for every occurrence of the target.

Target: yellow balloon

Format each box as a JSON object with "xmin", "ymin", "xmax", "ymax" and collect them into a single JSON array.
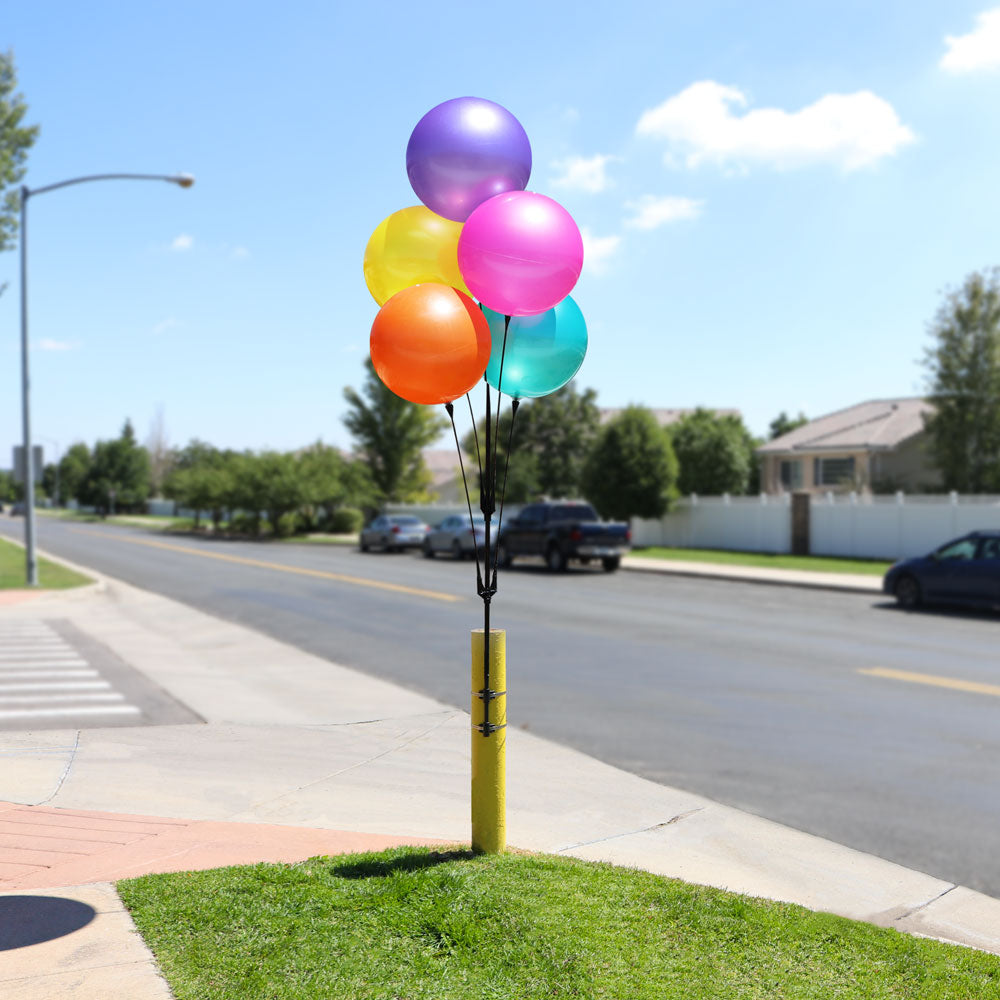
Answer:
[{"xmin": 363, "ymin": 205, "xmax": 470, "ymax": 306}]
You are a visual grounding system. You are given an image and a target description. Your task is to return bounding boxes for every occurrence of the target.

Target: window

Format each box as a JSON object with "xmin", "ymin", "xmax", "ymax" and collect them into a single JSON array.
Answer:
[
  {"xmin": 814, "ymin": 457, "xmax": 856, "ymax": 486},
  {"xmin": 980, "ymin": 538, "xmax": 1000, "ymax": 559},
  {"xmin": 779, "ymin": 460, "xmax": 802, "ymax": 490},
  {"xmin": 547, "ymin": 504, "xmax": 598, "ymax": 522},
  {"xmin": 518, "ymin": 505, "xmax": 544, "ymax": 525},
  {"xmin": 935, "ymin": 537, "xmax": 977, "ymax": 561}
]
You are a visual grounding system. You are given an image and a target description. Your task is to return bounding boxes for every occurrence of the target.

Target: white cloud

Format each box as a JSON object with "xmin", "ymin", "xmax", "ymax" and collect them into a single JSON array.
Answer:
[
  {"xmin": 580, "ymin": 227, "xmax": 622, "ymax": 275},
  {"xmin": 624, "ymin": 195, "xmax": 703, "ymax": 230},
  {"xmin": 636, "ymin": 80, "xmax": 915, "ymax": 171},
  {"xmin": 36, "ymin": 339, "xmax": 75, "ymax": 351},
  {"xmin": 941, "ymin": 8, "xmax": 1000, "ymax": 73},
  {"xmin": 562, "ymin": 107, "xmax": 580, "ymax": 123},
  {"xmin": 231, "ymin": 245, "xmax": 250, "ymax": 259},
  {"xmin": 551, "ymin": 154, "xmax": 619, "ymax": 193},
  {"xmin": 170, "ymin": 234, "xmax": 194, "ymax": 251}
]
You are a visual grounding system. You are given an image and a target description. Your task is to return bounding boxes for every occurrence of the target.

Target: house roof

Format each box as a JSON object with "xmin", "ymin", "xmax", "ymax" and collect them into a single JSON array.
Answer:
[
  {"xmin": 422, "ymin": 448, "xmax": 467, "ymax": 488},
  {"xmin": 599, "ymin": 407, "xmax": 741, "ymax": 427},
  {"xmin": 757, "ymin": 398, "xmax": 935, "ymax": 455}
]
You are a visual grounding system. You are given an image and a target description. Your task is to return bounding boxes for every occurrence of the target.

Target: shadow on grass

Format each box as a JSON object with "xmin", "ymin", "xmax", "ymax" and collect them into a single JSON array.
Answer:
[{"xmin": 330, "ymin": 848, "xmax": 475, "ymax": 880}]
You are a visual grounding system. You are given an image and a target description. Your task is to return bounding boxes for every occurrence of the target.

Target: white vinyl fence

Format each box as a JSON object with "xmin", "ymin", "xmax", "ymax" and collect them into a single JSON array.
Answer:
[
  {"xmin": 810, "ymin": 493, "xmax": 1000, "ymax": 560},
  {"xmin": 631, "ymin": 495, "xmax": 791, "ymax": 553},
  {"xmin": 632, "ymin": 493, "xmax": 1000, "ymax": 561}
]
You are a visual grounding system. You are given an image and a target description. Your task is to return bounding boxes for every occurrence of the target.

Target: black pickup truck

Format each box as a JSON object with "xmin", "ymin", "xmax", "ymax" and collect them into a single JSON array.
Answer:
[{"xmin": 497, "ymin": 501, "xmax": 631, "ymax": 572}]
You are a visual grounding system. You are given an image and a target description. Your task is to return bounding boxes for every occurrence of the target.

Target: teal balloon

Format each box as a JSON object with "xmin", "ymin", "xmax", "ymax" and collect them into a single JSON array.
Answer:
[{"xmin": 483, "ymin": 295, "xmax": 588, "ymax": 399}]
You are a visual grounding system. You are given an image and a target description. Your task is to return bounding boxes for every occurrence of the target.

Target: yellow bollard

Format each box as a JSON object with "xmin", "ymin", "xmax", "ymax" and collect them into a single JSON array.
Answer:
[{"xmin": 471, "ymin": 628, "xmax": 506, "ymax": 854}]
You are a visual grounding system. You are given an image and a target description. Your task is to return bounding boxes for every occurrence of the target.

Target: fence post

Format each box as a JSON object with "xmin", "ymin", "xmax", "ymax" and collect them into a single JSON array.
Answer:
[
  {"xmin": 791, "ymin": 491, "xmax": 810, "ymax": 555},
  {"xmin": 896, "ymin": 491, "xmax": 904, "ymax": 559},
  {"xmin": 849, "ymin": 491, "xmax": 857, "ymax": 556}
]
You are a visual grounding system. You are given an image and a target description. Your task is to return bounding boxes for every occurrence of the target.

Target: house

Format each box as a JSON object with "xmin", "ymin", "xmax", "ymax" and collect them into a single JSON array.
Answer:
[
  {"xmin": 422, "ymin": 448, "xmax": 471, "ymax": 504},
  {"xmin": 757, "ymin": 398, "xmax": 940, "ymax": 494}
]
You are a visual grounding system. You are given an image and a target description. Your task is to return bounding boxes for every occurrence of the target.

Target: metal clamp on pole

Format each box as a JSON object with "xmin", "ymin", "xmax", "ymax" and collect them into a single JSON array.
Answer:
[
  {"xmin": 471, "ymin": 627, "xmax": 506, "ymax": 853},
  {"xmin": 474, "ymin": 685, "xmax": 507, "ymax": 735}
]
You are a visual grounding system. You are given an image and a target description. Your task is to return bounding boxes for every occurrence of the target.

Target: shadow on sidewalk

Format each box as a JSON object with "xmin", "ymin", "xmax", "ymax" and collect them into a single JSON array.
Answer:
[
  {"xmin": 0, "ymin": 896, "xmax": 96, "ymax": 950},
  {"xmin": 331, "ymin": 848, "xmax": 474, "ymax": 880}
]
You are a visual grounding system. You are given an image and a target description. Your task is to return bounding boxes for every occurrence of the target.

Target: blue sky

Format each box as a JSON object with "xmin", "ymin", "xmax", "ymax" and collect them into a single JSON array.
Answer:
[{"xmin": 3, "ymin": 0, "xmax": 1000, "ymax": 467}]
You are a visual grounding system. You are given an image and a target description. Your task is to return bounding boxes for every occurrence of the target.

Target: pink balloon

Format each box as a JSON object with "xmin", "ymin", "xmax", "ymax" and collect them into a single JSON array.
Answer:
[{"xmin": 457, "ymin": 191, "xmax": 584, "ymax": 316}]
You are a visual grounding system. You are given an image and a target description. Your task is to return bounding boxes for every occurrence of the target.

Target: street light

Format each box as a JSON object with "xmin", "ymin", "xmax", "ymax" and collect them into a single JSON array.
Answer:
[{"xmin": 19, "ymin": 172, "xmax": 194, "ymax": 585}]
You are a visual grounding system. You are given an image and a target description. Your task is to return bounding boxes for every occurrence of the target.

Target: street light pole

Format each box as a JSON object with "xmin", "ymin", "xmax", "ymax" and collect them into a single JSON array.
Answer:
[
  {"xmin": 18, "ymin": 172, "xmax": 194, "ymax": 585},
  {"xmin": 19, "ymin": 182, "xmax": 36, "ymax": 585}
]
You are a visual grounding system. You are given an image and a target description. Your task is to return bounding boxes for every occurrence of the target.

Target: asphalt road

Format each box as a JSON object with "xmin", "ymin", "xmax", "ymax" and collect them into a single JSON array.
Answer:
[{"xmin": 5, "ymin": 516, "xmax": 1000, "ymax": 896}]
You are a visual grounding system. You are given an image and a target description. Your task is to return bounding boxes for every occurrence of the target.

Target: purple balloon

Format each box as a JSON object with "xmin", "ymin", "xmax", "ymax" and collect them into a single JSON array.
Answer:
[{"xmin": 406, "ymin": 97, "xmax": 532, "ymax": 222}]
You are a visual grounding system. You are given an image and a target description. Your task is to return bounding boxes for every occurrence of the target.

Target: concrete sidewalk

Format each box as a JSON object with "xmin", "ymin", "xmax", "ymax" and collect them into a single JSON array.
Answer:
[{"xmin": 0, "ymin": 564, "xmax": 996, "ymax": 998}]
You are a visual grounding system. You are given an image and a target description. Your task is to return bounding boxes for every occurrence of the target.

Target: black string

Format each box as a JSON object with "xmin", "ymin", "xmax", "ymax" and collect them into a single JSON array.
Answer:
[
  {"xmin": 466, "ymin": 392, "xmax": 483, "ymax": 487},
  {"xmin": 492, "ymin": 316, "xmax": 511, "ymax": 467},
  {"xmin": 445, "ymin": 402, "xmax": 483, "ymax": 594},
  {"xmin": 490, "ymin": 398, "xmax": 520, "ymax": 587}
]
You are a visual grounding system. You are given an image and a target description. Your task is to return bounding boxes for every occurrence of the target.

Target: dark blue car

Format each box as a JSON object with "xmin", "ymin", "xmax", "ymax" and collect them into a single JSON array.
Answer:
[{"xmin": 883, "ymin": 530, "xmax": 1000, "ymax": 610}]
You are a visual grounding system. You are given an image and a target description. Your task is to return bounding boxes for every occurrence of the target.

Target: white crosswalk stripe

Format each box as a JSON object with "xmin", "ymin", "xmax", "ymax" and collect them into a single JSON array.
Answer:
[
  {"xmin": 0, "ymin": 670, "xmax": 100, "ymax": 679},
  {"xmin": 0, "ymin": 621, "xmax": 142, "ymax": 724},
  {"xmin": 0, "ymin": 705, "xmax": 141, "ymax": 719}
]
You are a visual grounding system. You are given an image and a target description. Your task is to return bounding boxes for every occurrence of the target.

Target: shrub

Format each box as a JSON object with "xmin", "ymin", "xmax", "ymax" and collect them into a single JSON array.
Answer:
[
  {"xmin": 326, "ymin": 507, "xmax": 363, "ymax": 534},
  {"xmin": 225, "ymin": 513, "xmax": 258, "ymax": 536},
  {"xmin": 274, "ymin": 512, "xmax": 301, "ymax": 538}
]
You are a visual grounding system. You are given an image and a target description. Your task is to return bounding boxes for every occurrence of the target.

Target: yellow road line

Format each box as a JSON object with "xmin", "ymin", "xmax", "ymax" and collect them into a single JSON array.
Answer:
[
  {"xmin": 859, "ymin": 667, "xmax": 1000, "ymax": 698},
  {"xmin": 70, "ymin": 529, "xmax": 462, "ymax": 603}
]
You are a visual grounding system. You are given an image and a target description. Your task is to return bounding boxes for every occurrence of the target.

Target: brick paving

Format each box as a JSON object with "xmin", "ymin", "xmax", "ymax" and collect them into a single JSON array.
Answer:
[{"xmin": 0, "ymin": 801, "xmax": 445, "ymax": 890}]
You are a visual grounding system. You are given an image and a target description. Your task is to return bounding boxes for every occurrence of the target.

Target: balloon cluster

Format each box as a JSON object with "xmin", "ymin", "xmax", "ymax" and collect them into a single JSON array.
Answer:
[{"xmin": 363, "ymin": 97, "xmax": 588, "ymax": 405}]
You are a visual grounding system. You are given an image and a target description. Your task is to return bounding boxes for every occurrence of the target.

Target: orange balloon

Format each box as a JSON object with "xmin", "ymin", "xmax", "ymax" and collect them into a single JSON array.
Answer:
[{"xmin": 370, "ymin": 284, "xmax": 492, "ymax": 405}]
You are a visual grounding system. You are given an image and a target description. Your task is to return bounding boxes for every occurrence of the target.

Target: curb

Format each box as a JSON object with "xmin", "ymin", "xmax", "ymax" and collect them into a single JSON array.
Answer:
[{"xmin": 621, "ymin": 557, "xmax": 884, "ymax": 596}]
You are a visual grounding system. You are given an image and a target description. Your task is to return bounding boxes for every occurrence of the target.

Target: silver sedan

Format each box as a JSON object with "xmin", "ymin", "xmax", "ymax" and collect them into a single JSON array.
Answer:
[
  {"xmin": 423, "ymin": 514, "xmax": 499, "ymax": 559},
  {"xmin": 359, "ymin": 515, "xmax": 429, "ymax": 553}
]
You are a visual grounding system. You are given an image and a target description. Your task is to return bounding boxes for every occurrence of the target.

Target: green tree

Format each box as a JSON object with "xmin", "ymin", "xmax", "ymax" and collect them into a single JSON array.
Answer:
[
  {"xmin": 768, "ymin": 411, "xmax": 808, "ymax": 440},
  {"xmin": 40, "ymin": 463, "xmax": 57, "ymax": 503},
  {"xmin": 341, "ymin": 457, "xmax": 378, "ymax": 518},
  {"xmin": 582, "ymin": 406, "xmax": 678, "ymax": 520},
  {"xmin": 0, "ymin": 51, "xmax": 39, "ymax": 292},
  {"xmin": 343, "ymin": 359, "xmax": 446, "ymax": 504},
  {"xmin": 297, "ymin": 443, "xmax": 346, "ymax": 530},
  {"xmin": 226, "ymin": 451, "xmax": 306, "ymax": 537},
  {"xmin": 923, "ymin": 268, "xmax": 1000, "ymax": 492},
  {"xmin": 57, "ymin": 443, "xmax": 92, "ymax": 505},
  {"xmin": 170, "ymin": 439, "xmax": 219, "ymax": 473},
  {"xmin": 80, "ymin": 420, "xmax": 151, "ymax": 515},
  {"xmin": 671, "ymin": 408, "xmax": 758, "ymax": 496},
  {"xmin": 0, "ymin": 469, "xmax": 16, "ymax": 502},
  {"xmin": 461, "ymin": 382, "xmax": 601, "ymax": 503}
]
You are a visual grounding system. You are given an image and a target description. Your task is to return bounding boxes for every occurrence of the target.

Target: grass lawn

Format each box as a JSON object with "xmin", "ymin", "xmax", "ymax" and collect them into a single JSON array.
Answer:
[
  {"xmin": 278, "ymin": 533, "xmax": 359, "ymax": 545},
  {"xmin": 0, "ymin": 536, "xmax": 92, "ymax": 589},
  {"xmin": 632, "ymin": 547, "xmax": 892, "ymax": 576},
  {"xmin": 118, "ymin": 847, "xmax": 1000, "ymax": 1000},
  {"xmin": 38, "ymin": 509, "xmax": 186, "ymax": 528}
]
